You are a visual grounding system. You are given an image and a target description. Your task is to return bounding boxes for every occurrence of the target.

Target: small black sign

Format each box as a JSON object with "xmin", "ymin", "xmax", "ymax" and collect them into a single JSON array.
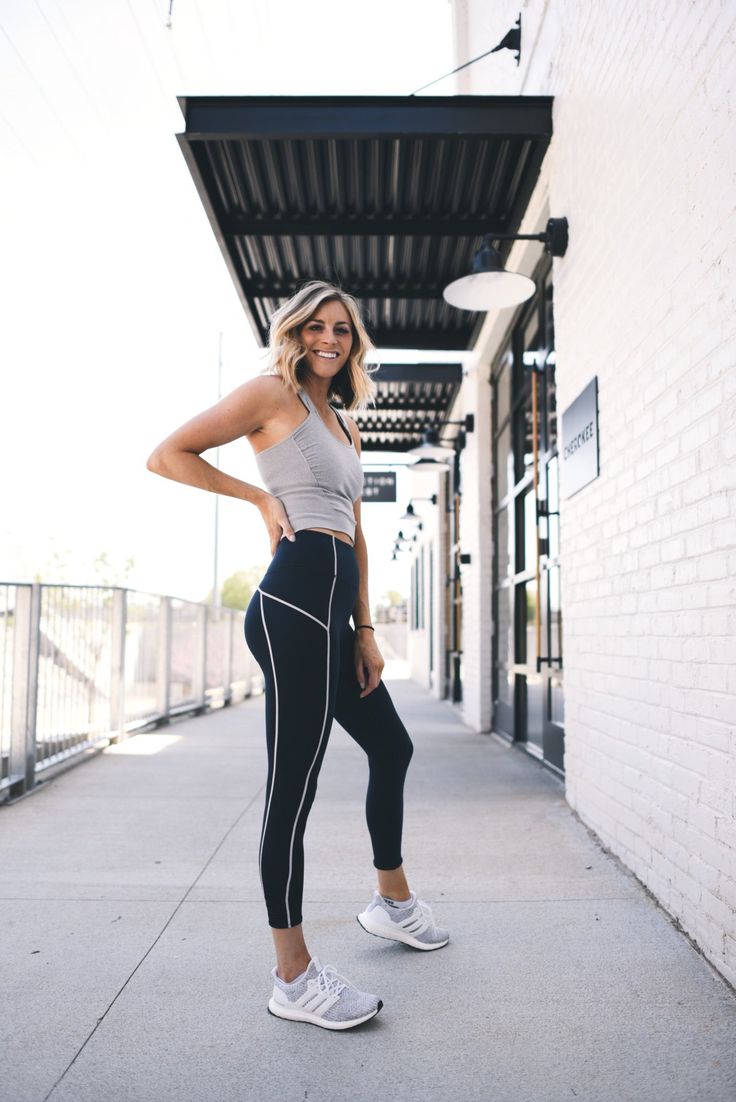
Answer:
[{"xmin": 362, "ymin": 471, "xmax": 396, "ymax": 502}]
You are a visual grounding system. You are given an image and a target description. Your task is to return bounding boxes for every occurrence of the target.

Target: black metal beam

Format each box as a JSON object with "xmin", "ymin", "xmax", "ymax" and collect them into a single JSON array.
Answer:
[
  {"xmin": 241, "ymin": 279, "xmax": 477, "ymax": 300},
  {"xmin": 368, "ymin": 363, "xmax": 463, "ymax": 384},
  {"xmin": 224, "ymin": 216, "xmax": 519, "ymax": 237},
  {"xmin": 368, "ymin": 330, "xmax": 473, "ymax": 350},
  {"xmin": 359, "ymin": 407, "xmax": 456, "ymax": 418},
  {"xmin": 359, "ymin": 441, "xmax": 448, "ymax": 453},
  {"xmin": 177, "ymin": 94, "xmax": 553, "ymax": 141}
]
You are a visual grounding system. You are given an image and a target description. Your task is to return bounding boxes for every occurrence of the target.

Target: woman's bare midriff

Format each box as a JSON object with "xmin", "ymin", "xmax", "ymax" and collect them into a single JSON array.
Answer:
[{"xmin": 304, "ymin": 527, "xmax": 354, "ymax": 547}]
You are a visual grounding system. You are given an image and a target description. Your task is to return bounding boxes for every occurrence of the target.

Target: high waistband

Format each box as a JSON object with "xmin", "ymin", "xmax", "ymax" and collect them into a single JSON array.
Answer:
[{"xmin": 266, "ymin": 528, "xmax": 358, "ymax": 583}]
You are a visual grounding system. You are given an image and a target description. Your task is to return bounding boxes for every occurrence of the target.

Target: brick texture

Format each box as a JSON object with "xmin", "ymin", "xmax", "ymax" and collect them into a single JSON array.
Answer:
[{"xmin": 449, "ymin": 0, "xmax": 736, "ymax": 987}]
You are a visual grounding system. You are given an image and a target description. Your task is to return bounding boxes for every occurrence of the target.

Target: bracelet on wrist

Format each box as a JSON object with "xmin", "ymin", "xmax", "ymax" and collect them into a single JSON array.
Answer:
[{"xmin": 355, "ymin": 624, "xmax": 375, "ymax": 631}]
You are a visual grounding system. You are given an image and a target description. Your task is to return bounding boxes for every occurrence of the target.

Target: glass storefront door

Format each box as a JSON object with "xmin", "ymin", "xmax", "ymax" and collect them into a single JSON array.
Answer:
[{"xmin": 491, "ymin": 260, "xmax": 565, "ymax": 774}]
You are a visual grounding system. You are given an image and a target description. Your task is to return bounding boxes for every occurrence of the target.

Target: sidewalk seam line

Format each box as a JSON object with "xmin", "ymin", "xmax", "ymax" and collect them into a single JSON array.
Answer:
[{"xmin": 40, "ymin": 785, "xmax": 265, "ymax": 1102}]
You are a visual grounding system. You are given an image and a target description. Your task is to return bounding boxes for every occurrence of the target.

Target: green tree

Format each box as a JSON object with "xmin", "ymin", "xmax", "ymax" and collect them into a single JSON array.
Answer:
[{"xmin": 205, "ymin": 566, "xmax": 266, "ymax": 610}]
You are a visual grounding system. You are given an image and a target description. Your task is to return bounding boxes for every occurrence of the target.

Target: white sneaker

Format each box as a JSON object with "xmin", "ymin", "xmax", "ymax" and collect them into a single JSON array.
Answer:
[
  {"xmin": 268, "ymin": 954, "xmax": 383, "ymax": 1030},
  {"xmin": 356, "ymin": 889, "xmax": 450, "ymax": 950}
]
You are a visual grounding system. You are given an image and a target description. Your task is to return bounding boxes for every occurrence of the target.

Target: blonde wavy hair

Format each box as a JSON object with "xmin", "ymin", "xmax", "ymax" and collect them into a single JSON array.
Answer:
[{"xmin": 260, "ymin": 280, "xmax": 379, "ymax": 412}]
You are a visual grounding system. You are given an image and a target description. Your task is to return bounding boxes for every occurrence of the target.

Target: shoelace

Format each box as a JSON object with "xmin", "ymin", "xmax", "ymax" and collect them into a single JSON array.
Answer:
[{"xmin": 316, "ymin": 963, "xmax": 348, "ymax": 997}]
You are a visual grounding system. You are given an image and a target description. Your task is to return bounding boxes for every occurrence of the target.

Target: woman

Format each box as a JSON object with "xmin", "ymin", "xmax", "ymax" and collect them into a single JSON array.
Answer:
[{"xmin": 146, "ymin": 280, "xmax": 449, "ymax": 1031}]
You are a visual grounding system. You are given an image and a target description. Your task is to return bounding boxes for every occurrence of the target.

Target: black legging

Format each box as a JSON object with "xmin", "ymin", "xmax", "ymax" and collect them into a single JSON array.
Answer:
[{"xmin": 243, "ymin": 529, "xmax": 414, "ymax": 929}]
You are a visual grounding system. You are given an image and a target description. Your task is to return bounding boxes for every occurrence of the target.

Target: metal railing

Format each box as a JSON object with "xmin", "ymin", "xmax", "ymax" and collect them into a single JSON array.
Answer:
[{"xmin": 0, "ymin": 583, "xmax": 263, "ymax": 801}]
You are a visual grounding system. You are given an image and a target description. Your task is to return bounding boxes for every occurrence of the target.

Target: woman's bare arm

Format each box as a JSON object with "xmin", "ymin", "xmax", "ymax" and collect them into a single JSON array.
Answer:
[{"xmin": 145, "ymin": 375, "xmax": 279, "ymax": 509}]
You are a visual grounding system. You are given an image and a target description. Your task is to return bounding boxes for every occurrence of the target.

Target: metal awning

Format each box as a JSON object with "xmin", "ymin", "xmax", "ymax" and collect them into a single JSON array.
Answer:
[
  {"xmin": 353, "ymin": 362, "xmax": 463, "ymax": 454},
  {"xmin": 176, "ymin": 94, "xmax": 552, "ymax": 449}
]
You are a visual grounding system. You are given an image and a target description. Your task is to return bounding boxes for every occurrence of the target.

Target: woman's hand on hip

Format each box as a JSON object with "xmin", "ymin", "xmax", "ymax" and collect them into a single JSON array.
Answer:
[
  {"xmin": 354, "ymin": 630, "xmax": 384, "ymax": 698},
  {"xmin": 260, "ymin": 495, "xmax": 296, "ymax": 555}
]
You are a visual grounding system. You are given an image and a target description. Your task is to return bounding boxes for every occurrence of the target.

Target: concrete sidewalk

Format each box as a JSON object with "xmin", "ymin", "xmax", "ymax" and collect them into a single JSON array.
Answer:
[{"xmin": 2, "ymin": 673, "xmax": 735, "ymax": 1102}]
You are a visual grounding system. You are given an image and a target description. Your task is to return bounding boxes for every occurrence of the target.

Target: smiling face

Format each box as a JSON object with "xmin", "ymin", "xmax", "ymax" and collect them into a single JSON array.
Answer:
[{"xmin": 299, "ymin": 299, "xmax": 354, "ymax": 381}]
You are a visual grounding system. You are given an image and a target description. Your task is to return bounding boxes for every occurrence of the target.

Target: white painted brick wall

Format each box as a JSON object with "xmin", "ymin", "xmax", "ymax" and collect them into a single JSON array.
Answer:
[
  {"xmin": 454, "ymin": 366, "xmax": 493, "ymax": 731},
  {"xmin": 449, "ymin": 0, "xmax": 736, "ymax": 987},
  {"xmin": 407, "ymin": 469, "xmax": 448, "ymax": 696}
]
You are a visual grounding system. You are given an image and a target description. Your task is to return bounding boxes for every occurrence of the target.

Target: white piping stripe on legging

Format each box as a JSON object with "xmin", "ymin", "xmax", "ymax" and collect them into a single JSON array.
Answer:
[
  {"xmin": 256, "ymin": 587, "xmax": 328, "ymax": 630},
  {"xmin": 257, "ymin": 585, "xmax": 324, "ymax": 910},
  {"xmin": 257, "ymin": 589, "xmax": 279, "ymax": 898},
  {"xmin": 283, "ymin": 534, "xmax": 338, "ymax": 927}
]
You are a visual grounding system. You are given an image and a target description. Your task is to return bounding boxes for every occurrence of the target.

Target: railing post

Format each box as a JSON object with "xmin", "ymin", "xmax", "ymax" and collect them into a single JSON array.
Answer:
[
  {"xmin": 156, "ymin": 596, "xmax": 172, "ymax": 722},
  {"xmin": 110, "ymin": 588, "xmax": 127, "ymax": 740},
  {"xmin": 9, "ymin": 583, "xmax": 41, "ymax": 798},
  {"xmin": 192, "ymin": 604, "xmax": 207, "ymax": 709},
  {"xmin": 224, "ymin": 609, "xmax": 234, "ymax": 706}
]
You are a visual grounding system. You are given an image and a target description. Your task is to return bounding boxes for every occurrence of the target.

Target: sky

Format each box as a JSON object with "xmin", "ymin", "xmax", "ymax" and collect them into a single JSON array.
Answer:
[{"xmin": 0, "ymin": 0, "xmax": 463, "ymax": 607}]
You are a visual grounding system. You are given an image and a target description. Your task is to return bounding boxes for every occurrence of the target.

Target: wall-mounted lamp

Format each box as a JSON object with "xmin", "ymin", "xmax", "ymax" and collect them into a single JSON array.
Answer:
[
  {"xmin": 406, "ymin": 456, "xmax": 453, "ymax": 471},
  {"xmin": 393, "ymin": 530, "xmax": 417, "ymax": 553},
  {"xmin": 407, "ymin": 414, "xmax": 475, "ymax": 460},
  {"xmin": 443, "ymin": 217, "xmax": 569, "ymax": 310},
  {"xmin": 401, "ymin": 495, "xmax": 438, "ymax": 522}
]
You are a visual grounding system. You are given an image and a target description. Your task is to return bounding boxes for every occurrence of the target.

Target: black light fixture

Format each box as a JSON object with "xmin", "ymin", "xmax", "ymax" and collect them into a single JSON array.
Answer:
[
  {"xmin": 406, "ymin": 456, "xmax": 453, "ymax": 471},
  {"xmin": 443, "ymin": 218, "xmax": 569, "ymax": 310},
  {"xmin": 407, "ymin": 414, "xmax": 475, "ymax": 460},
  {"xmin": 401, "ymin": 495, "xmax": 438, "ymax": 522},
  {"xmin": 393, "ymin": 530, "xmax": 417, "ymax": 551}
]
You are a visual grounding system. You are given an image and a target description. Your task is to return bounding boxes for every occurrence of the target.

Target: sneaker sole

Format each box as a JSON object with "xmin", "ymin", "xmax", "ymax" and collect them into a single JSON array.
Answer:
[
  {"xmin": 356, "ymin": 911, "xmax": 449, "ymax": 950},
  {"xmin": 267, "ymin": 997, "xmax": 383, "ymax": 1030}
]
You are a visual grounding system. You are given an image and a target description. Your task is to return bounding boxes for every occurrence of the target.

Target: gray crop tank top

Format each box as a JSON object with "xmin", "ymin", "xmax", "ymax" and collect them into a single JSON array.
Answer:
[{"xmin": 254, "ymin": 386, "xmax": 364, "ymax": 541}]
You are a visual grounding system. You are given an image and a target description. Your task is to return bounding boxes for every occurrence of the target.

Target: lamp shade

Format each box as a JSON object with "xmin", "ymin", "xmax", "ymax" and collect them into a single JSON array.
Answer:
[
  {"xmin": 407, "ymin": 456, "xmax": 452, "ymax": 470},
  {"xmin": 443, "ymin": 238, "xmax": 536, "ymax": 310}
]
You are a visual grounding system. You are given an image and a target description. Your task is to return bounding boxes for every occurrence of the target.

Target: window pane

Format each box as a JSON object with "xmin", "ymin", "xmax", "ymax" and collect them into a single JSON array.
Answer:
[
  {"xmin": 549, "ymin": 564, "xmax": 562, "ymax": 664},
  {"xmin": 495, "ymin": 355, "xmax": 511, "ymax": 427},
  {"xmin": 546, "ymin": 363, "xmax": 558, "ymax": 452},
  {"xmin": 496, "ymin": 584, "xmax": 513, "ymax": 706},
  {"xmin": 496, "ymin": 506, "xmax": 512, "ymax": 581},
  {"xmin": 524, "ymin": 577, "xmax": 538, "ymax": 668},
  {"xmin": 495, "ymin": 423, "xmax": 512, "ymax": 503},
  {"xmin": 524, "ymin": 490, "xmax": 537, "ymax": 574},
  {"xmin": 515, "ymin": 490, "xmax": 538, "ymax": 574},
  {"xmin": 550, "ymin": 677, "xmax": 564, "ymax": 724},
  {"xmin": 547, "ymin": 456, "xmax": 560, "ymax": 560}
]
